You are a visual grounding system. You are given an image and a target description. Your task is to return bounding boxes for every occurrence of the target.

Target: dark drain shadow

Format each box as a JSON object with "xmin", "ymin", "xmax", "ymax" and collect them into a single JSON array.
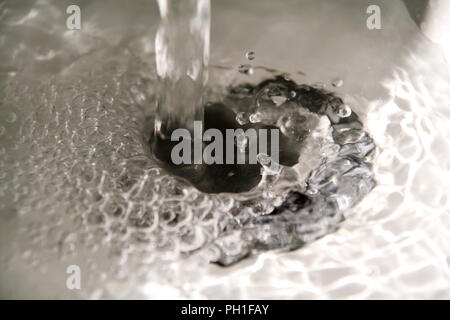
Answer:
[{"xmin": 150, "ymin": 103, "xmax": 302, "ymax": 193}]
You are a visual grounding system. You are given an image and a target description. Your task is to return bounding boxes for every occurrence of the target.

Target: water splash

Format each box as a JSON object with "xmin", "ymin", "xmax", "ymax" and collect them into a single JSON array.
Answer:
[{"xmin": 1, "ymin": 0, "xmax": 448, "ymax": 300}]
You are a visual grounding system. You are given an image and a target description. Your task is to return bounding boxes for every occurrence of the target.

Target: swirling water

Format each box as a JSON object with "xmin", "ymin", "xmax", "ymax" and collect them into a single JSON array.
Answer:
[{"xmin": 0, "ymin": 0, "xmax": 449, "ymax": 299}]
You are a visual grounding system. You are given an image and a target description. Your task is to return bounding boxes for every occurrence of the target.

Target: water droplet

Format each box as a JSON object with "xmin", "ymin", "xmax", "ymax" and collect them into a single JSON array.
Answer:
[
  {"xmin": 256, "ymin": 153, "xmax": 271, "ymax": 165},
  {"xmin": 336, "ymin": 104, "xmax": 352, "ymax": 118},
  {"xmin": 236, "ymin": 112, "xmax": 249, "ymax": 125},
  {"xmin": 306, "ymin": 187, "xmax": 318, "ymax": 196},
  {"xmin": 238, "ymin": 64, "xmax": 253, "ymax": 75},
  {"xmin": 331, "ymin": 78, "xmax": 343, "ymax": 88},
  {"xmin": 0, "ymin": 126, "xmax": 5, "ymax": 137},
  {"xmin": 245, "ymin": 51, "xmax": 255, "ymax": 61},
  {"xmin": 256, "ymin": 153, "xmax": 281, "ymax": 175},
  {"xmin": 282, "ymin": 73, "xmax": 292, "ymax": 81},
  {"xmin": 249, "ymin": 112, "xmax": 261, "ymax": 123},
  {"xmin": 270, "ymin": 95, "xmax": 287, "ymax": 106}
]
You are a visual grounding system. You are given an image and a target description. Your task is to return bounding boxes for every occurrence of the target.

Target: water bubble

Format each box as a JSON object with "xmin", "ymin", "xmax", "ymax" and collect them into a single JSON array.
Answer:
[
  {"xmin": 277, "ymin": 114, "xmax": 310, "ymax": 142},
  {"xmin": 336, "ymin": 104, "xmax": 352, "ymax": 118},
  {"xmin": 255, "ymin": 83, "xmax": 289, "ymax": 108},
  {"xmin": 331, "ymin": 78, "xmax": 343, "ymax": 88},
  {"xmin": 6, "ymin": 112, "xmax": 17, "ymax": 123},
  {"xmin": 249, "ymin": 112, "xmax": 262, "ymax": 123},
  {"xmin": 306, "ymin": 187, "xmax": 319, "ymax": 196},
  {"xmin": 245, "ymin": 51, "xmax": 255, "ymax": 61},
  {"xmin": 248, "ymin": 109, "xmax": 279, "ymax": 124},
  {"xmin": 236, "ymin": 112, "xmax": 250, "ymax": 125},
  {"xmin": 0, "ymin": 126, "xmax": 5, "ymax": 137},
  {"xmin": 290, "ymin": 91, "xmax": 297, "ymax": 98},
  {"xmin": 238, "ymin": 64, "xmax": 253, "ymax": 75}
]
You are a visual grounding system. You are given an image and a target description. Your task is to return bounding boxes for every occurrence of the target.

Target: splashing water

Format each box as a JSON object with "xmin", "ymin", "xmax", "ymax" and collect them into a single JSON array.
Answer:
[
  {"xmin": 151, "ymin": 0, "xmax": 376, "ymax": 264},
  {"xmin": 0, "ymin": 0, "xmax": 449, "ymax": 299}
]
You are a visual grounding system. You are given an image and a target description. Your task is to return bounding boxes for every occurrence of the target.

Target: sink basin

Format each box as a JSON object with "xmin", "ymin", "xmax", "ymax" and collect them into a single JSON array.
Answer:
[{"xmin": 0, "ymin": 0, "xmax": 449, "ymax": 299}]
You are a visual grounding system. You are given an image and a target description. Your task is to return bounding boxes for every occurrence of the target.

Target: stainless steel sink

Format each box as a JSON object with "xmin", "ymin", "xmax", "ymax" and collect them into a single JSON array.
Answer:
[{"xmin": 0, "ymin": 0, "xmax": 449, "ymax": 299}]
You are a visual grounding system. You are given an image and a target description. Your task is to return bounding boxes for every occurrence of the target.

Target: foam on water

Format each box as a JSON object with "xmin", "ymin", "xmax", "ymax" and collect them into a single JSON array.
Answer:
[{"xmin": 0, "ymin": 0, "xmax": 449, "ymax": 299}]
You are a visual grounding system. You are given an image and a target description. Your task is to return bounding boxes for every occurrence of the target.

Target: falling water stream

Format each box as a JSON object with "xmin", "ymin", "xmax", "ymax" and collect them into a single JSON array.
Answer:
[{"xmin": 154, "ymin": 0, "xmax": 210, "ymax": 139}]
